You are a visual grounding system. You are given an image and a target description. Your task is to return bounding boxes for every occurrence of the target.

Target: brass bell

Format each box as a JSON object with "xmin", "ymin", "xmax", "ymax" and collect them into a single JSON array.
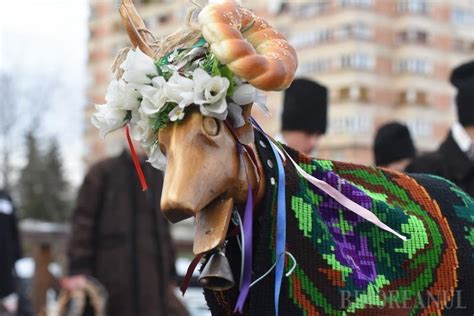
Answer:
[{"xmin": 198, "ymin": 249, "xmax": 235, "ymax": 291}]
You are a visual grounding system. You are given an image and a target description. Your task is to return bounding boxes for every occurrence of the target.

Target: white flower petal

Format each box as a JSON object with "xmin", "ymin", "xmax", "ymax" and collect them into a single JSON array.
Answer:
[
  {"xmin": 140, "ymin": 85, "xmax": 168, "ymax": 115},
  {"xmin": 165, "ymin": 72, "xmax": 194, "ymax": 106},
  {"xmin": 192, "ymin": 68, "xmax": 212, "ymax": 94},
  {"xmin": 121, "ymin": 48, "xmax": 158, "ymax": 85},
  {"xmin": 228, "ymin": 103, "xmax": 245, "ymax": 128},
  {"xmin": 200, "ymin": 98, "xmax": 228, "ymax": 120},
  {"xmin": 91, "ymin": 104, "xmax": 127, "ymax": 138},
  {"xmin": 147, "ymin": 146, "xmax": 167, "ymax": 170},
  {"xmin": 202, "ymin": 77, "xmax": 229, "ymax": 105},
  {"xmin": 169, "ymin": 106, "xmax": 185, "ymax": 122},
  {"xmin": 152, "ymin": 76, "xmax": 166, "ymax": 88},
  {"xmin": 232, "ymin": 84, "xmax": 256, "ymax": 105},
  {"xmin": 104, "ymin": 80, "xmax": 141, "ymax": 110}
]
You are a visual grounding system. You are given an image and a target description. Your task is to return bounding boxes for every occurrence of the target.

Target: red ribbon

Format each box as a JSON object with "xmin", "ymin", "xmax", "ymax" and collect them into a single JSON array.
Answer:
[
  {"xmin": 125, "ymin": 126, "xmax": 148, "ymax": 191},
  {"xmin": 180, "ymin": 252, "xmax": 205, "ymax": 296}
]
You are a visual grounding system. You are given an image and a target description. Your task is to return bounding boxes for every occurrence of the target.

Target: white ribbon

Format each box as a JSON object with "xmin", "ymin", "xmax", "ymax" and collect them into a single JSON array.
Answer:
[{"xmin": 280, "ymin": 147, "xmax": 407, "ymax": 241}]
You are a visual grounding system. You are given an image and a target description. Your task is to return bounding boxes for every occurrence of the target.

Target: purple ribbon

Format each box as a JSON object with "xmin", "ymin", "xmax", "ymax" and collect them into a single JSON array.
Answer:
[
  {"xmin": 269, "ymin": 140, "xmax": 286, "ymax": 316},
  {"xmin": 234, "ymin": 143, "xmax": 254, "ymax": 314}
]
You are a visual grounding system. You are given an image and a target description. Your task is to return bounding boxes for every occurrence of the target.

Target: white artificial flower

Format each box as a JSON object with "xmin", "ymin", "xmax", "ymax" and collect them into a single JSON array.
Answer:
[
  {"xmin": 169, "ymin": 105, "xmax": 186, "ymax": 121},
  {"xmin": 193, "ymin": 68, "xmax": 229, "ymax": 105},
  {"xmin": 129, "ymin": 117, "xmax": 151, "ymax": 143},
  {"xmin": 199, "ymin": 99, "xmax": 228, "ymax": 120},
  {"xmin": 228, "ymin": 102, "xmax": 245, "ymax": 128},
  {"xmin": 121, "ymin": 48, "xmax": 158, "ymax": 85},
  {"xmin": 105, "ymin": 80, "xmax": 141, "ymax": 110},
  {"xmin": 231, "ymin": 84, "xmax": 256, "ymax": 106},
  {"xmin": 147, "ymin": 146, "xmax": 167, "ymax": 170},
  {"xmin": 193, "ymin": 68, "xmax": 229, "ymax": 119},
  {"xmin": 165, "ymin": 72, "xmax": 194, "ymax": 108},
  {"xmin": 140, "ymin": 76, "xmax": 168, "ymax": 115},
  {"xmin": 192, "ymin": 68, "xmax": 212, "ymax": 102},
  {"xmin": 91, "ymin": 104, "xmax": 128, "ymax": 138},
  {"xmin": 130, "ymin": 107, "xmax": 143, "ymax": 124}
]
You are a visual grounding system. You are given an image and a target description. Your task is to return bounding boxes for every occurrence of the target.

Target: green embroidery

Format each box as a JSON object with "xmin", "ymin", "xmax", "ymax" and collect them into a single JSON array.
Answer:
[
  {"xmin": 395, "ymin": 216, "xmax": 428, "ymax": 259},
  {"xmin": 291, "ymin": 196, "xmax": 313, "ymax": 237},
  {"xmin": 346, "ymin": 275, "xmax": 390, "ymax": 313}
]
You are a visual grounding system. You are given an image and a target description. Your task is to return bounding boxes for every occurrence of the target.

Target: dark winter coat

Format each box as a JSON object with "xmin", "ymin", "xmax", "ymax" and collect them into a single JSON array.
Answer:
[
  {"xmin": 68, "ymin": 151, "xmax": 188, "ymax": 316},
  {"xmin": 406, "ymin": 132, "xmax": 474, "ymax": 196},
  {"xmin": 0, "ymin": 190, "xmax": 22, "ymax": 299}
]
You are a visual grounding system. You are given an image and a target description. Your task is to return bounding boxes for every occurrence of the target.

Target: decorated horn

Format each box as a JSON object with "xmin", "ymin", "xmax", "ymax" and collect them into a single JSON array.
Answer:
[
  {"xmin": 198, "ymin": 248, "xmax": 235, "ymax": 291},
  {"xmin": 119, "ymin": 0, "xmax": 156, "ymax": 57}
]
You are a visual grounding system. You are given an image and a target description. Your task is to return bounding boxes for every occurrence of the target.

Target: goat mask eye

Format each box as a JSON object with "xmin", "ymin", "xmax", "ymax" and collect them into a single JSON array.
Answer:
[{"xmin": 202, "ymin": 117, "xmax": 220, "ymax": 136}]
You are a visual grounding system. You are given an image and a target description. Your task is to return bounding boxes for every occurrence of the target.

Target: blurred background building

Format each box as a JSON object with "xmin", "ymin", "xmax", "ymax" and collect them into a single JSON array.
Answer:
[{"xmin": 85, "ymin": 0, "xmax": 474, "ymax": 165}]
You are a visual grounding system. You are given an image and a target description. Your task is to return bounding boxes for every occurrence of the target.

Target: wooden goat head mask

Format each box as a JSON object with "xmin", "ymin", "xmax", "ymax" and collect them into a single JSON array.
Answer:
[
  {"xmin": 158, "ymin": 107, "xmax": 262, "ymax": 254},
  {"xmin": 118, "ymin": 0, "xmax": 297, "ymax": 254}
]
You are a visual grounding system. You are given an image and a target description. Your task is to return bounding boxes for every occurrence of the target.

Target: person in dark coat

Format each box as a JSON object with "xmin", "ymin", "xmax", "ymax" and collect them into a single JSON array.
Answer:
[
  {"xmin": 406, "ymin": 60, "xmax": 474, "ymax": 196},
  {"xmin": 373, "ymin": 122, "xmax": 416, "ymax": 171},
  {"xmin": 277, "ymin": 78, "xmax": 328, "ymax": 155},
  {"xmin": 63, "ymin": 150, "xmax": 189, "ymax": 316},
  {"xmin": 0, "ymin": 190, "xmax": 22, "ymax": 299}
]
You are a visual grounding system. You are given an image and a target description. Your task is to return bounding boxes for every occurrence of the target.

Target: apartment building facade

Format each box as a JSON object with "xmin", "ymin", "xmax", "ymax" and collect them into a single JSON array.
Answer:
[{"xmin": 85, "ymin": 0, "xmax": 474, "ymax": 165}]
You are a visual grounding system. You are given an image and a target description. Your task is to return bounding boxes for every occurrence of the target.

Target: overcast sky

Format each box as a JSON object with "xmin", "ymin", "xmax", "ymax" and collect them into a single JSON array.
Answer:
[{"xmin": 1, "ymin": 0, "xmax": 89, "ymax": 187}]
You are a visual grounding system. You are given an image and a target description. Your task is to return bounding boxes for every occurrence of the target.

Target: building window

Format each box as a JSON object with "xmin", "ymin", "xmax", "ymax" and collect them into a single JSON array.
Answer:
[
  {"xmin": 290, "ymin": 28, "xmax": 331, "ymax": 49},
  {"xmin": 396, "ymin": 59, "xmax": 432, "ymax": 75},
  {"xmin": 340, "ymin": 0, "xmax": 373, "ymax": 8},
  {"xmin": 397, "ymin": 0, "xmax": 428, "ymax": 14},
  {"xmin": 292, "ymin": 1, "xmax": 330, "ymax": 18},
  {"xmin": 398, "ymin": 89, "xmax": 428, "ymax": 105},
  {"xmin": 353, "ymin": 22, "xmax": 373, "ymax": 39},
  {"xmin": 297, "ymin": 58, "xmax": 332, "ymax": 75},
  {"xmin": 330, "ymin": 115, "xmax": 371, "ymax": 134},
  {"xmin": 336, "ymin": 22, "xmax": 372, "ymax": 40},
  {"xmin": 340, "ymin": 54, "xmax": 374, "ymax": 70},
  {"xmin": 452, "ymin": 8, "xmax": 474, "ymax": 25},
  {"xmin": 396, "ymin": 30, "xmax": 428, "ymax": 44},
  {"xmin": 344, "ymin": 0, "xmax": 372, "ymax": 7},
  {"xmin": 290, "ymin": 32, "xmax": 316, "ymax": 49},
  {"xmin": 339, "ymin": 86, "xmax": 369, "ymax": 102},
  {"xmin": 406, "ymin": 119, "xmax": 432, "ymax": 137}
]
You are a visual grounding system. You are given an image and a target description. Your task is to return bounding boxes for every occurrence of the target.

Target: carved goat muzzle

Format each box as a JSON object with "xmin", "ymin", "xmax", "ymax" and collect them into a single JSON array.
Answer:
[{"xmin": 159, "ymin": 112, "xmax": 240, "ymax": 221}]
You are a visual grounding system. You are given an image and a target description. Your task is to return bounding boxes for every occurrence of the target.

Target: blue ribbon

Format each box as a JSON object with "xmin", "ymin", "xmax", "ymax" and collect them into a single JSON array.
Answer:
[
  {"xmin": 250, "ymin": 118, "xmax": 288, "ymax": 316},
  {"xmin": 269, "ymin": 139, "xmax": 286, "ymax": 316}
]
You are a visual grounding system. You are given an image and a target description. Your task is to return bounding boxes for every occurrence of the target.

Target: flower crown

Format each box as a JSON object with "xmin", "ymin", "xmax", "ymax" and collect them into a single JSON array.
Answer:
[{"xmin": 92, "ymin": 39, "xmax": 268, "ymax": 170}]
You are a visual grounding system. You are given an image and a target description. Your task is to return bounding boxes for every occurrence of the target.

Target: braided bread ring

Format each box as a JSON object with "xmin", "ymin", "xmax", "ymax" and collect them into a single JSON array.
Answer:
[{"xmin": 198, "ymin": 1, "xmax": 298, "ymax": 91}]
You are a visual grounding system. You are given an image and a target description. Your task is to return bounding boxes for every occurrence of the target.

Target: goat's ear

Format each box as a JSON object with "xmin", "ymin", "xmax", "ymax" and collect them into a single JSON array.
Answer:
[{"xmin": 234, "ymin": 104, "xmax": 254, "ymax": 145}]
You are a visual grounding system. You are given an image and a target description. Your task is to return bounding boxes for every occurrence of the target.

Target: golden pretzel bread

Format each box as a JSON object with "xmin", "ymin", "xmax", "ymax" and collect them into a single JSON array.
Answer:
[{"xmin": 198, "ymin": 1, "xmax": 298, "ymax": 91}]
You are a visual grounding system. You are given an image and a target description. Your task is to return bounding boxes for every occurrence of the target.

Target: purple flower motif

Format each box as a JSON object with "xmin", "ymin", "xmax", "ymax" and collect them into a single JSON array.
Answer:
[{"xmin": 312, "ymin": 170, "xmax": 377, "ymax": 288}]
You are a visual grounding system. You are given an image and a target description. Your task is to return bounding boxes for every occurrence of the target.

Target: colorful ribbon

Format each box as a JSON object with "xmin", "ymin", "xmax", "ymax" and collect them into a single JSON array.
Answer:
[
  {"xmin": 268, "ymin": 139, "xmax": 287, "ymax": 316},
  {"xmin": 125, "ymin": 126, "xmax": 148, "ymax": 191},
  {"xmin": 284, "ymin": 152, "xmax": 406, "ymax": 240},
  {"xmin": 179, "ymin": 252, "xmax": 205, "ymax": 296},
  {"xmin": 251, "ymin": 119, "xmax": 406, "ymax": 241},
  {"xmin": 234, "ymin": 143, "xmax": 254, "ymax": 314}
]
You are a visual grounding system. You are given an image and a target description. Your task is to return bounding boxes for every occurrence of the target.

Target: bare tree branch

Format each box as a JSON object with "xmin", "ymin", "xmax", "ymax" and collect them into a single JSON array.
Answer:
[{"xmin": 0, "ymin": 71, "xmax": 59, "ymax": 189}]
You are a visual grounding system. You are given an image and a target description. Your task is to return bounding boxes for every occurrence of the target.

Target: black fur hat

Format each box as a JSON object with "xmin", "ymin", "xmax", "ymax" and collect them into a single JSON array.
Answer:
[
  {"xmin": 450, "ymin": 60, "xmax": 474, "ymax": 127},
  {"xmin": 282, "ymin": 78, "xmax": 328, "ymax": 134},
  {"xmin": 374, "ymin": 122, "xmax": 416, "ymax": 166}
]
